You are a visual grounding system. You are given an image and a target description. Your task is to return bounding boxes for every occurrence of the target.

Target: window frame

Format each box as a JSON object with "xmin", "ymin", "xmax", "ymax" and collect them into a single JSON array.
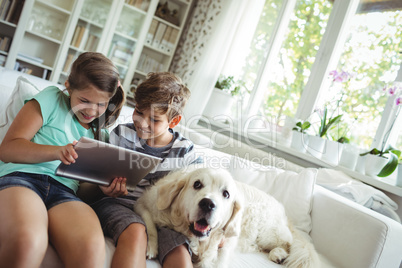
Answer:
[{"xmin": 241, "ymin": 0, "xmax": 401, "ymax": 153}]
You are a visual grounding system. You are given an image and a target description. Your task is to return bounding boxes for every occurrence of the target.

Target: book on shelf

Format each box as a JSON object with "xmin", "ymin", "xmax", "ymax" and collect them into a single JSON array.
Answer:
[
  {"xmin": 71, "ymin": 26, "xmax": 88, "ymax": 48},
  {"xmin": 152, "ymin": 22, "xmax": 167, "ymax": 48},
  {"xmin": 138, "ymin": 53, "xmax": 163, "ymax": 73},
  {"xmin": 0, "ymin": 35, "xmax": 11, "ymax": 52},
  {"xmin": 42, "ymin": 68, "xmax": 49, "ymax": 79},
  {"xmin": 4, "ymin": 0, "xmax": 17, "ymax": 21},
  {"xmin": 63, "ymin": 54, "xmax": 75, "ymax": 73},
  {"xmin": 166, "ymin": 28, "xmax": 179, "ymax": 54},
  {"xmin": 0, "ymin": 0, "xmax": 11, "ymax": 20},
  {"xmin": 78, "ymin": 27, "xmax": 89, "ymax": 50},
  {"xmin": 20, "ymin": 67, "xmax": 33, "ymax": 74},
  {"xmin": 126, "ymin": 0, "xmax": 149, "ymax": 11},
  {"xmin": 84, "ymin": 34, "xmax": 99, "ymax": 51},
  {"xmin": 108, "ymin": 41, "xmax": 134, "ymax": 66},
  {"xmin": 0, "ymin": 0, "xmax": 23, "ymax": 24},
  {"xmin": 75, "ymin": 27, "xmax": 88, "ymax": 48},
  {"xmin": 14, "ymin": 62, "xmax": 33, "ymax": 74},
  {"xmin": 71, "ymin": 26, "xmax": 82, "ymax": 47},
  {"xmin": 159, "ymin": 26, "xmax": 172, "ymax": 51},
  {"xmin": 134, "ymin": 0, "xmax": 142, "ymax": 9},
  {"xmin": 146, "ymin": 19, "xmax": 158, "ymax": 45}
]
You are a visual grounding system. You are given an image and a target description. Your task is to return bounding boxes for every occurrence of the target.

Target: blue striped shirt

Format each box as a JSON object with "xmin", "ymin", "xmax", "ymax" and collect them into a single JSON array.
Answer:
[{"xmin": 109, "ymin": 123, "xmax": 203, "ymax": 199}]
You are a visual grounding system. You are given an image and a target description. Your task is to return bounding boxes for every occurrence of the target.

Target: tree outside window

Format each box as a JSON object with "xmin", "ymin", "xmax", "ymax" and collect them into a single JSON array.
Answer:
[{"xmin": 223, "ymin": 0, "xmax": 402, "ymax": 151}]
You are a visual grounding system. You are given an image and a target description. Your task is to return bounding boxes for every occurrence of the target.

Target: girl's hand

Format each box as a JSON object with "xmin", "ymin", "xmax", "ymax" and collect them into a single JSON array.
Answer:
[
  {"xmin": 99, "ymin": 177, "xmax": 128, "ymax": 197},
  {"xmin": 58, "ymin": 141, "xmax": 79, "ymax": 165}
]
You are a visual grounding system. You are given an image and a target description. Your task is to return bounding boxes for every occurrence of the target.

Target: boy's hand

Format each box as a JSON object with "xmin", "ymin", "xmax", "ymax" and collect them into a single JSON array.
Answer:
[
  {"xmin": 59, "ymin": 141, "xmax": 78, "ymax": 165},
  {"xmin": 99, "ymin": 177, "xmax": 128, "ymax": 197}
]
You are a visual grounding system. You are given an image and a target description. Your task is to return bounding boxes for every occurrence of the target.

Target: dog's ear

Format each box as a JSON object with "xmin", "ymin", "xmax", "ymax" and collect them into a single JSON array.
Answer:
[
  {"xmin": 223, "ymin": 195, "xmax": 243, "ymax": 238},
  {"xmin": 156, "ymin": 172, "xmax": 187, "ymax": 210}
]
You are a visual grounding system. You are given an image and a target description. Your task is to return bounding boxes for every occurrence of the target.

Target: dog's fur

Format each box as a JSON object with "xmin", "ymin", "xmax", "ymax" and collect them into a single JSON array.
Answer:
[{"xmin": 134, "ymin": 167, "xmax": 320, "ymax": 268}]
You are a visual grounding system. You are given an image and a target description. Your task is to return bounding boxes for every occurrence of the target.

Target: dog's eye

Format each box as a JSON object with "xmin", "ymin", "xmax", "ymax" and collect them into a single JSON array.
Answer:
[
  {"xmin": 223, "ymin": 190, "xmax": 230, "ymax": 199},
  {"xmin": 193, "ymin": 180, "xmax": 203, "ymax": 190}
]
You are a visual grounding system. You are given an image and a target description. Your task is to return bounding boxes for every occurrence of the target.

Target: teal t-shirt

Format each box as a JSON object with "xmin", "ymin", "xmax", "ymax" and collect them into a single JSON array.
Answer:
[{"xmin": 0, "ymin": 86, "xmax": 101, "ymax": 193}]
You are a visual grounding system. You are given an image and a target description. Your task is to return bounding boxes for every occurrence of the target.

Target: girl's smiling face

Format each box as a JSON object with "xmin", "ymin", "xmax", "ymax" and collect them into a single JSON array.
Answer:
[{"xmin": 67, "ymin": 82, "xmax": 112, "ymax": 129}]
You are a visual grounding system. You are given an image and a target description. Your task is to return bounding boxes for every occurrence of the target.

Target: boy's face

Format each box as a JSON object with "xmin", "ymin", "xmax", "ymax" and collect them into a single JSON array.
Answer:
[{"xmin": 133, "ymin": 107, "xmax": 180, "ymax": 147}]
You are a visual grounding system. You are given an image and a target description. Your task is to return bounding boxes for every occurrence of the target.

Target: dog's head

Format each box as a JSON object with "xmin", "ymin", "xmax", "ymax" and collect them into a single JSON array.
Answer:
[{"xmin": 156, "ymin": 167, "xmax": 243, "ymax": 240}]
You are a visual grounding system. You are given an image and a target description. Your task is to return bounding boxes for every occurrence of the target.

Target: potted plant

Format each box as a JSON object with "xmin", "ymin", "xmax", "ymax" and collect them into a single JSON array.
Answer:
[
  {"xmin": 360, "ymin": 145, "xmax": 401, "ymax": 177},
  {"xmin": 290, "ymin": 120, "xmax": 311, "ymax": 153},
  {"xmin": 308, "ymin": 105, "xmax": 343, "ymax": 159},
  {"xmin": 361, "ymin": 84, "xmax": 402, "ymax": 177},
  {"xmin": 214, "ymin": 75, "xmax": 240, "ymax": 96},
  {"xmin": 203, "ymin": 75, "xmax": 248, "ymax": 118}
]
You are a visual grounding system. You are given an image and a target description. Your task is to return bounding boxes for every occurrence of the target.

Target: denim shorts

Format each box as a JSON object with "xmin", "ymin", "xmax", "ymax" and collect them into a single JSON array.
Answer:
[
  {"xmin": 0, "ymin": 172, "xmax": 82, "ymax": 210},
  {"xmin": 92, "ymin": 197, "xmax": 191, "ymax": 264}
]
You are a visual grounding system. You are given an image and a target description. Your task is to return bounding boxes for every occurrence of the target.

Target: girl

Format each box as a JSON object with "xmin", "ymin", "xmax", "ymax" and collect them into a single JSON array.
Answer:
[{"xmin": 0, "ymin": 52, "xmax": 126, "ymax": 268}]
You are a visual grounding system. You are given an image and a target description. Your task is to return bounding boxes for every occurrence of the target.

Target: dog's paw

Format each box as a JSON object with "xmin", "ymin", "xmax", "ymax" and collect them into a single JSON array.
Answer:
[
  {"xmin": 268, "ymin": 247, "xmax": 289, "ymax": 264},
  {"xmin": 146, "ymin": 238, "xmax": 159, "ymax": 259}
]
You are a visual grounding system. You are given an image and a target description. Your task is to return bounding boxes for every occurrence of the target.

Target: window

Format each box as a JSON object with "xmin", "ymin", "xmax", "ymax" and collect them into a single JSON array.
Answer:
[
  {"xmin": 216, "ymin": 0, "xmax": 402, "ymax": 153},
  {"xmin": 316, "ymin": 5, "xmax": 402, "ymax": 148},
  {"xmin": 256, "ymin": 0, "xmax": 332, "ymax": 124},
  {"xmin": 221, "ymin": 0, "xmax": 333, "ymax": 128}
]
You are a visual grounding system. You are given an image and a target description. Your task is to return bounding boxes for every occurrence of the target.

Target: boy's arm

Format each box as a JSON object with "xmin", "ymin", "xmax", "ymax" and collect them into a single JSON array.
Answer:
[{"xmin": 99, "ymin": 177, "xmax": 128, "ymax": 197}]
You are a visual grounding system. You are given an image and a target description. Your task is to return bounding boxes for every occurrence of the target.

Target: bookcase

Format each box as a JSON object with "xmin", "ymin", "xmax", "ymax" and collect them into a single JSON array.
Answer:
[
  {"xmin": 0, "ymin": 0, "xmax": 26, "ymax": 67},
  {"xmin": 2, "ymin": 0, "xmax": 192, "ymax": 105}
]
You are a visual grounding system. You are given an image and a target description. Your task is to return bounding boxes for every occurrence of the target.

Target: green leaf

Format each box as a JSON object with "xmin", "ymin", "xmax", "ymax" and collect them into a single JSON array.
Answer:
[
  {"xmin": 390, "ymin": 149, "xmax": 401, "ymax": 159},
  {"xmin": 328, "ymin": 114, "xmax": 343, "ymax": 126},
  {"xmin": 337, "ymin": 136, "xmax": 350, "ymax": 144},
  {"xmin": 302, "ymin": 121, "xmax": 311, "ymax": 130},
  {"xmin": 377, "ymin": 151, "xmax": 399, "ymax": 177}
]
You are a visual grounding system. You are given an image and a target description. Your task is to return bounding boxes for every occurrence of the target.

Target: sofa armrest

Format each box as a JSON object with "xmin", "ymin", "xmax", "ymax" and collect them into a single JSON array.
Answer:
[{"xmin": 311, "ymin": 185, "xmax": 402, "ymax": 268}]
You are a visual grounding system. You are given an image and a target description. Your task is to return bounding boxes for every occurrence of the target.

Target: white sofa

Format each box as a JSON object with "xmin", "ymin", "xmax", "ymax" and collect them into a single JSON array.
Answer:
[{"xmin": 1, "ymin": 67, "xmax": 402, "ymax": 268}]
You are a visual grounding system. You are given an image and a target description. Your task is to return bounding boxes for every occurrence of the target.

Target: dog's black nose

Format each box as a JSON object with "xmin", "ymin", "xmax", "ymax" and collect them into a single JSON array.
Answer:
[{"xmin": 199, "ymin": 198, "xmax": 216, "ymax": 212}]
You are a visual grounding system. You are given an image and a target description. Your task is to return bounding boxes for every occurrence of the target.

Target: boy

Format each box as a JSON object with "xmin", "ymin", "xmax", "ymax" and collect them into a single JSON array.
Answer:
[{"xmin": 93, "ymin": 72, "xmax": 202, "ymax": 268}]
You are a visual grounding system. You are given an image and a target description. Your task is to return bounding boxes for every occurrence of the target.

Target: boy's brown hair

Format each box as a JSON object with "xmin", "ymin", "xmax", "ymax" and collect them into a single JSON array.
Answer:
[{"xmin": 134, "ymin": 72, "xmax": 190, "ymax": 120}]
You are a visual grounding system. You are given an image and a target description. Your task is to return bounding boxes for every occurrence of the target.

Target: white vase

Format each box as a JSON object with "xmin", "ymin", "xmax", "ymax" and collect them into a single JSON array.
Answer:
[
  {"xmin": 355, "ymin": 154, "xmax": 367, "ymax": 174},
  {"xmin": 290, "ymin": 131, "xmax": 309, "ymax": 153},
  {"xmin": 203, "ymin": 88, "xmax": 234, "ymax": 118},
  {"xmin": 396, "ymin": 164, "xmax": 402, "ymax": 187},
  {"xmin": 322, "ymin": 140, "xmax": 343, "ymax": 166},
  {"xmin": 365, "ymin": 154, "xmax": 389, "ymax": 177},
  {"xmin": 306, "ymin": 135, "xmax": 325, "ymax": 159},
  {"xmin": 339, "ymin": 144, "xmax": 358, "ymax": 170}
]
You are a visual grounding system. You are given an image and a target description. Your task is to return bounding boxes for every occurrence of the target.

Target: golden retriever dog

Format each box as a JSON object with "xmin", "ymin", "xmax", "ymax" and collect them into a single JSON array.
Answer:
[{"xmin": 134, "ymin": 167, "xmax": 320, "ymax": 268}]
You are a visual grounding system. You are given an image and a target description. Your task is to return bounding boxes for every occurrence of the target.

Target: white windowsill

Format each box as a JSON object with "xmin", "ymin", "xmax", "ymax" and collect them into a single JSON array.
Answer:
[{"xmin": 198, "ymin": 118, "xmax": 402, "ymax": 197}]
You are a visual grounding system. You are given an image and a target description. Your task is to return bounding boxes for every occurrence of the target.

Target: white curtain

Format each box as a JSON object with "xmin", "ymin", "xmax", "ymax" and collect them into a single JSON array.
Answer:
[{"xmin": 171, "ymin": 0, "xmax": 250, "ymax": 123}]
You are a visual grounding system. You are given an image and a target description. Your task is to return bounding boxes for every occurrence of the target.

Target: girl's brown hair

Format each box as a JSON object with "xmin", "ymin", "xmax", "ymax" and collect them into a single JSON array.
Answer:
[
  {"xmin": 134, "ymin": 72, "xmax": 190, "ymax": 120},
  {"xmin": 67, "ymin": 52, "xmax": 125, "ymax": 140}
]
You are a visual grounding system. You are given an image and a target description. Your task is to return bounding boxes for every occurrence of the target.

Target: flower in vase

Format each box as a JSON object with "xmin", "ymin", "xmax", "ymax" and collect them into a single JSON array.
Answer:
[
  {"xmin": 360, "ymin": 82, "xmax": 402, "ymax": 177},
  {"xmin": 315, "ymin": 106, "xmax": 343, "ymax": 138}
]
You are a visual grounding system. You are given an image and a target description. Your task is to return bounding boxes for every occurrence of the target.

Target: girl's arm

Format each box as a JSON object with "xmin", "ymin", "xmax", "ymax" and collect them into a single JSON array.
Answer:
[{"xmin": 0, "ymin": 100, "xmax": 78, "ymax": 165}]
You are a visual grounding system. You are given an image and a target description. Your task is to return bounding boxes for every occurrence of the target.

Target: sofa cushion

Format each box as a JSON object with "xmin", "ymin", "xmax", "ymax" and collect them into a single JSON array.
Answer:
[
  {"xmin": 0, "ymin": 76, "xmax": 41, "ymax": 142},
  {"xmin": 227, "ymin": 156, "xmax": 317, "ymax": 234}
]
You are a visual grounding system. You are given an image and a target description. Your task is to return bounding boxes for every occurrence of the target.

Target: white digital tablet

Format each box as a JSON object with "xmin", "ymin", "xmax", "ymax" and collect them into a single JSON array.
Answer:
[{"xmin": 55, "ymin": 137, "xmax": 162, "ymax": 191}]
